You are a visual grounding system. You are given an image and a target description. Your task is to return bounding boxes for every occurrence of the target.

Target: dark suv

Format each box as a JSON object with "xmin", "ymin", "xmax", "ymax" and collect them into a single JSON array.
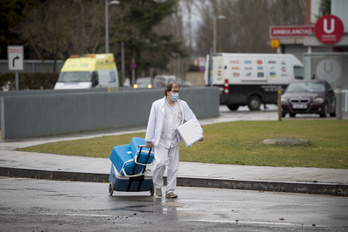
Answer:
[{"xmin": 281, "ymin": 80, "xmax": 336, "ymax": 118}]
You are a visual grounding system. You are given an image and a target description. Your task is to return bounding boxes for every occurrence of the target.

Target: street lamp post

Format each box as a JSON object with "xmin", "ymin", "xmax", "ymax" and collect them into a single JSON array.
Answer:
[
  {"xmin": 105, "ymin": 0, "xmax": 120, "ymax": 53},
  {"xmin": 121, "ymin": 42, "xmax": 125, "ymax": 85},
  {"xmin": 213, "ymin": 15, "xmax": 226, "ymax": 53}
]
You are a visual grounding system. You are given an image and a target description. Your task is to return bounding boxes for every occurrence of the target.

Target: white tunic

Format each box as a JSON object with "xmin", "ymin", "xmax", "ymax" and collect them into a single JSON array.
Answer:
[
  {"xmin": 145, "ymin": 97, "xmax": 203, "ymax": 147},
  {"xmin": 159, "ymin": 101, "xmax": 182, "ymax": 148},
  {"xmin": 145, "ymin": 97, "xmax": 203, "ymax": 194}
]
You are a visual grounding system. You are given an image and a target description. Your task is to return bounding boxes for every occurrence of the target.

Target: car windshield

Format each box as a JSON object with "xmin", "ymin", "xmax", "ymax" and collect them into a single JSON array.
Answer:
[
  {"xmin": 136, "ymin": 78, "xmax": 151, "ymax": 84},
  {"xmin": 294, "ymin": 66, "xmax": 304, "ymax": 80},
  {"xmin": 286, "ymin": 82, "xmax": 325, "ymax": 93},
  {"xmin": 58, "ymin": 71, "xmax": 92, "ymax": 82},
  {"xmin": 154, "ymin": 77, "xmax": 166, "ymax": 83}
]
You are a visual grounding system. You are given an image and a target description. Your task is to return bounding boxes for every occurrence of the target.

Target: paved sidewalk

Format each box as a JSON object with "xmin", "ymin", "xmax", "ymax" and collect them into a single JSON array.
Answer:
[
  {"xmin": 1, "ymin": 106, "xmax": 347, "ymax": 196},
  {"xmin": 1, "ymin": 150, "xmax": 347, "ymax": 184}
]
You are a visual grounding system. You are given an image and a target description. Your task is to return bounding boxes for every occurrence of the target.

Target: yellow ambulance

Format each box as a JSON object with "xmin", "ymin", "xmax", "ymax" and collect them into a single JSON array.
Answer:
[{"xmin": 54, "ymin": 54, "xmax": 119, "ymax": 90}]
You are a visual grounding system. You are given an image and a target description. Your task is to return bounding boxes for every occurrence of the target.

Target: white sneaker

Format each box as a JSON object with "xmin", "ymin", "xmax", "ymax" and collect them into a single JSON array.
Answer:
[
  {"xmin": 165, "ymin": 192, "xmax": 178, "ymax": 198},
  {"xmin": 155, "ymin": 188, "xmax": 162, "ymax": 197}
]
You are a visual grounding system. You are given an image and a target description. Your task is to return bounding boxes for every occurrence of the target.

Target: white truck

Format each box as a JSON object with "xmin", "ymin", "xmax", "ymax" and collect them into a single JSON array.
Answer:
[{"xmin": 204, "ymin": 53, "xmax": 304, "ymax": 110}]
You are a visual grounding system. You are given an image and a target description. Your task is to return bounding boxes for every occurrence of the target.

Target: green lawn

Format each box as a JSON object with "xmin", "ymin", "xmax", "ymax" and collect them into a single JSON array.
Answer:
[{"xmin": 17, "ymin": 120, "xmax": 348, "ymax": 169}]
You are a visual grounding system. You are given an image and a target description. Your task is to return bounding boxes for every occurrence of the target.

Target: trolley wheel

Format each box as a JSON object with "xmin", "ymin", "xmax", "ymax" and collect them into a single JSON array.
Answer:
[
  {"xmin": 150, "ymin": 186, "xmax": 154, "ymax": 196},
  {"xmin": 109, "ymin": 183, "xmax": 114, "ymax": 196}
]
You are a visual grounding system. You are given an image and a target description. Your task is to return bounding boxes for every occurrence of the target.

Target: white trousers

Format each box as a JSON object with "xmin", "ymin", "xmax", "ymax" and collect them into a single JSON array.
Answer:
[{"xmin": 152, "ymin": 145, "xmax": 179, "ymax": 194}]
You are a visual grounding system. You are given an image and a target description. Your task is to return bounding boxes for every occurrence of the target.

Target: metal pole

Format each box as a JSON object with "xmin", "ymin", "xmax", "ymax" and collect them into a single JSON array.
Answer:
[
  {"xmin": 121, "ymin": 42, "xmax": 125, "ymax": 85},
  {"xmin": 345, "ymin": 91, "xmax": 348, "ymax": 112},
  {"xmin": 131, "ymin": 56, "xmax": 135, "ymax": 86},
  {"xmin": 213, "ymin": 15, "xmax": 225, "ymax": 54},
  {"xmin": 208, "ymin": 47, "xmax": 213, "ymax": 86},
  {"xmin": 278, "ymin": 87, "xmax": 282, "ymax": 121},
  {"xmin": 336, "ymin": 87, "xmax": 342, "ymax": 120},
  {"xmin": 105, "ymin": 0, "xmax": 109, "ymax": 53},
  {"xmin": 213, "ymin": 16, "xmax": 216, "ymax": 54},
  {"xmin": 15, "ymin": 72, "xmax": 19, "ymax": 91}
]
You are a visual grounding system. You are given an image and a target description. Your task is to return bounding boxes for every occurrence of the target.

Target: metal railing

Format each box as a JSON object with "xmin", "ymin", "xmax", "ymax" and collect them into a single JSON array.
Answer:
[
  {"xmin": 343, "ymin": 90, "xmax": 348, "ymax": 112},
  {"xmin": 0, "ymin": 60, "xmax": 63, "ymax": 73}
]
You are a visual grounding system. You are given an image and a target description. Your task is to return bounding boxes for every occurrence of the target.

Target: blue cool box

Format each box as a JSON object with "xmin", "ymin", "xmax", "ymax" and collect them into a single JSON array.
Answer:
[
  {"xmin": 109, "ymin": 164, "xmax": 153, "ymax": 192},
  {"xmin": 109, "ymin": 137, "xmax": 154, "ymax": 176}
]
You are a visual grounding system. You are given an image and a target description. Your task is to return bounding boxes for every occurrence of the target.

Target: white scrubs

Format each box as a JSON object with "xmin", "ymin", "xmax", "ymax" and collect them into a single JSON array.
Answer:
[
  {"xmin": 145, "ymin": 96, "xmax": 203, "ymax": 195},
  {"xmin": 153, "ymin": 101, "xmax": 182, "ymax": 194}
]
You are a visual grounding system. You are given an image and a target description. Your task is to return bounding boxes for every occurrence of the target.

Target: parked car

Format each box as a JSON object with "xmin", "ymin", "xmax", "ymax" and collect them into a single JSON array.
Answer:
[
  {"xmin": 176, "ymin": 78, "xmax": 192, "ymax": 87},
  {"xmin": 153, "ymin": 78, "xmax": 166, "ymax": 88},
  {"xmin": 281, "ymin": 80, "xmax": 336, "ymax": 118},
  {"xmin": 133, "ymin": 77, "xmax": 153, "ymax": 89},
  {"xmin": 154, "ymin": 75, "xmax": 176, "ymax": 87}
]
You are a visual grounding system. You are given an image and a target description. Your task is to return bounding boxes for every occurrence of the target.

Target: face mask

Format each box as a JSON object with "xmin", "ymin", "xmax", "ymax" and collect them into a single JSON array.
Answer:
[{"xmin": 170, "ymin": 93, "xmax": 179, "ymax": 101}]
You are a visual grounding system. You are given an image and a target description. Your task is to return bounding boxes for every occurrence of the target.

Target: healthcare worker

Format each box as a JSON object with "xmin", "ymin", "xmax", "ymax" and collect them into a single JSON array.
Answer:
[{"xmin": 145, "ymin": 83, "xmax": 204, "ymax": 198}]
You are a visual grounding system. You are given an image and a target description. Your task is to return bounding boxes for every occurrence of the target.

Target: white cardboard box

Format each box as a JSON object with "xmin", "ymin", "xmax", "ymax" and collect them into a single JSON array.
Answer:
[{"xmin": 177, "ymin": 120, "xmax": 203, "ymax": 148}]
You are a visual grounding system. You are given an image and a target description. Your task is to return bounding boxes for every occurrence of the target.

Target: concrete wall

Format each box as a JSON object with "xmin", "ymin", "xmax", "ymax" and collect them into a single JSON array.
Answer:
[
  {"xmin": 283, "ymin": 45, "xmax": 332, "ymax": 64},
  {"xmin": 1, "ymin": 87, "xmax": 219, "ymax": 140},
  {"xmin": 0, "ymin": 88, "xmax": 115, "ymax": 129},
  {"xmin": 304, "ymin": 53, "xmax": 348, "ymax": 89}
]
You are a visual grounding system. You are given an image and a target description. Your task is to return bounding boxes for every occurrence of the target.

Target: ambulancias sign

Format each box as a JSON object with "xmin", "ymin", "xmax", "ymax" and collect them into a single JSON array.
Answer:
[
  {"xmin": 270, "ymin": 26, "xmax": 314, "ymax": 38},
  {"xmin": 270, "ymin": 15, "xmax": 344, "ymax": 45}
]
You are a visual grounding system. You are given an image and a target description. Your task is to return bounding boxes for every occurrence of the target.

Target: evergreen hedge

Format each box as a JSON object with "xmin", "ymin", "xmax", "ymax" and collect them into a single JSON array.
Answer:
[{"xmin": 0, "ymin": 72, "xmax": 59, "ymax": 90}]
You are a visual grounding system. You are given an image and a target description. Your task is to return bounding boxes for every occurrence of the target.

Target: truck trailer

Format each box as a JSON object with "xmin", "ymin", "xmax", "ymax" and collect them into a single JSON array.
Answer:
[{"xmin": 204, "ymin": 53, "xmax": 304, "ymax": 110}]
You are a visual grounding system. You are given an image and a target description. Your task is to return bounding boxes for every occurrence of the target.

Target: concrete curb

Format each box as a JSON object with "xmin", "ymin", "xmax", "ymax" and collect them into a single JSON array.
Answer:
[
  {"xmin": 1, "ymin": 167, "xmax": 347, "ymax": 196},
  {"xmin": 177, "ymin": 177, "xmax": 348, "ymax": 197},
  {"xmin": 0, "ymin": 167, "xmax": 107, "ymax": 183}
]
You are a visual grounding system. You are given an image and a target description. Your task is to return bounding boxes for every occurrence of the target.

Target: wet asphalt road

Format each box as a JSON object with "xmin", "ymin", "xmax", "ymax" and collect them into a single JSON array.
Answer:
[
  {"xmin": 1, "ymin": 177, "xmax": 347, "ymax": 232},
  {"xmin": 1, "ymin": 106, "xmax": 347, "ymax": 231}
]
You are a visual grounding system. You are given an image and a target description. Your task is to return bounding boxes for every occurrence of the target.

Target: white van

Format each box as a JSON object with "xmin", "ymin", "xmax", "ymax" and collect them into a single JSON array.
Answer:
[
  {"xmin": 54, "ymin": 54, "xmax": 119, "ymax": 90},
  {"xmin": 204, "ymin": 53, "xmax": 304, "ymax": 110}
]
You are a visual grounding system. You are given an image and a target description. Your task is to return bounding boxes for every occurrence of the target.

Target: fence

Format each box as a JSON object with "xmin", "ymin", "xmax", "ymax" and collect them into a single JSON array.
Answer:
[
  {"xmin": 0, "ymin": 87, "xmax": 219, "ymax": 140},
  {"xmin": 343, "ymin": 90, "xmax": 348, "ymax": 112},
  {"xmin": 0, "ymin": 60, "xmax": 63, "ymax": 73}
]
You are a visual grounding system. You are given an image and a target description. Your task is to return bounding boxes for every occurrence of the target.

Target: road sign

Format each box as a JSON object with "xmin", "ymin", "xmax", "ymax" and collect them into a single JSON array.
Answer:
[
  {"xmin": 130, "ymin": 62, "xmax": 137, "ymax": 69},
  {"xmin": 270, "ymin": 39, "xmax": 280, "ymax": 49},
  {"xmin": 8, "ymin": 46, "xmax": 24, "ymax": 71},
  {"xmin": 198, "ymin": 57, "xmax": 205, "ymax": 72},
  {"xmin": 270, "ymin": 26, "xmax": 314, "ymax": 38},
  {"xmin": 198, "ymin": 57, "xmax": 205, "ymax": 66},
  {"xmin": 315, "ymin": 15, "xmax": 344, "ymax": 45}
]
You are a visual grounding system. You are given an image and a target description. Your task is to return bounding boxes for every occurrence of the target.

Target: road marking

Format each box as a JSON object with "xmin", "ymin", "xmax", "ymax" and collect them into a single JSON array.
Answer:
[
  {"xmin": 186, "ymin": 219, "xmax": 329, "ymax": 228},
  {"xmin": 43, "ymin": 213, "xmax": 112, "ymax": 217},
  {"xmin": 181, "ymin": 199, "xmax": 306, "ymax": 206}
]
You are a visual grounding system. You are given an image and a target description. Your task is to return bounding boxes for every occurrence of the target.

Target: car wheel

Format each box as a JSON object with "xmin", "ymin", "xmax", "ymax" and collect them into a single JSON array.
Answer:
[
  {"xmin": 290, "ymin": 113, "xmax": 296, "ymax": 118},
  {"xmin": 320, "ymin": 104, "xmax": 327, "ymax": 118},
  {"xmin": 281, "ymin": 112, "xmax": 286, "ymax": 118},
  {"xmin": 227, "ymin": 104, "xmax": 240, "ymax": 111},
  {"xmin": 248, "ymin": 95, "xmax": 261, "ymax": 111},
  {"xmin": 330, "ymin": 101, "xmax": 336, "ymax": 117}
]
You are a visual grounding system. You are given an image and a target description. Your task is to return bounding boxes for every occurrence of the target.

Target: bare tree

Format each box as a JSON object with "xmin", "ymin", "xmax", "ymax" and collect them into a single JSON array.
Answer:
[
  {"xmin": 193, "ymin": 0, "xmax": 306, "ymax": 56},
  {"xmin": 17, "ymin": 0, "xmax": 73, "ymax": 72},
  {"xmin": 17, "ymin": 0, "xmax": 108, "ymax": 72}
]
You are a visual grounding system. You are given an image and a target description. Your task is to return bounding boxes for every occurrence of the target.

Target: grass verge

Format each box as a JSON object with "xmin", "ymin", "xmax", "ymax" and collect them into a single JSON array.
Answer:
[{"xmin": 17, "ymin": 120, "xmax": 348, "ymax": 169}]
